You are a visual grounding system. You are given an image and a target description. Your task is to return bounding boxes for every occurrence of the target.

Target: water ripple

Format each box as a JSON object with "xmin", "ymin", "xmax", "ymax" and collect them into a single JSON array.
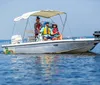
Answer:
[{"xmin": 0, "ymin": 54, "xmax": 100, "ymax": 85}]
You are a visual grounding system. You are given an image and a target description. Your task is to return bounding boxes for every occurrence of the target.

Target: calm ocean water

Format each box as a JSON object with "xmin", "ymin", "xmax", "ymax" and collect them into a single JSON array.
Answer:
[{"xmin": 0, "ymin": 40, "xmax": 100, "ymax": 85}]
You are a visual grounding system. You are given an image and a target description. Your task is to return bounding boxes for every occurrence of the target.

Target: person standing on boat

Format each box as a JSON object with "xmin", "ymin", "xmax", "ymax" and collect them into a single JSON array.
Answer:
[
  {"xmin": 40, "ymin": 22, "xmax": 53, "ymax": 40},
  {"xmin": 34, "ymin": 16, "xmax": 42, "ymax": 38}
]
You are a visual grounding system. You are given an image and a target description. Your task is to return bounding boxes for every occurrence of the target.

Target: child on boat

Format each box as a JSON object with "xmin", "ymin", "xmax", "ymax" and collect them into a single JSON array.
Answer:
[{"xmin": 52, "ymin": 24, "xmax": 62, "ymax": 40}]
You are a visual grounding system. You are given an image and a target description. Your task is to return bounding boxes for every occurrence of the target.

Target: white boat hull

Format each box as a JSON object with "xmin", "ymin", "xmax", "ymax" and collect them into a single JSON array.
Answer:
[{"xmin": 2, "ymin": 38, "xmax": 100, "ymax": 54}]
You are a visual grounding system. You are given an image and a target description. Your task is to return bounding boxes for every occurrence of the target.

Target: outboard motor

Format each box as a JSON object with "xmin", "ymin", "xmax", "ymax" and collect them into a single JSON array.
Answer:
[
  {"xmin": 11, "ymin": 35, "xmax": 22, "ymax": 44},
  {"xmin": 93, "ymin": 31, "xmax": 100, "ymax": 39}
]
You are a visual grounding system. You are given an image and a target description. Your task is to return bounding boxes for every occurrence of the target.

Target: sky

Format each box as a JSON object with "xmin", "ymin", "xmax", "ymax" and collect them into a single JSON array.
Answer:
[{"xmin": 0, "ymin": 0, "xmax": 100, "ymax": 39}]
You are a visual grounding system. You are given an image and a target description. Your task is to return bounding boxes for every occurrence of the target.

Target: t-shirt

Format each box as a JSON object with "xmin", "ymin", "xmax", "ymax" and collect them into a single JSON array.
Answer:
[
  {"xmin": 52, "ymin": 28, "xmax": 59, "ymax": 34},
  {"xmin": 34, "ymin": 22, "xmax": 42, "ymax": 34}
]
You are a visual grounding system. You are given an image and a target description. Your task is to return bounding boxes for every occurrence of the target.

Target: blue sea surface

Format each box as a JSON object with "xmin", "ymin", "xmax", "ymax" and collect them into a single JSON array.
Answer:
[{"xmin": 0, "ymin": 40, "xmax": 100, "ymax": 85}]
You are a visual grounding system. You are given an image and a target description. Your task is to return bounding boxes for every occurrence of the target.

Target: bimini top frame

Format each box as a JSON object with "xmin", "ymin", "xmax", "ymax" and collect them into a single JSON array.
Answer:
[{"xmin": 13, "ymin": 10, "xmax": 67, "ymax": 39}]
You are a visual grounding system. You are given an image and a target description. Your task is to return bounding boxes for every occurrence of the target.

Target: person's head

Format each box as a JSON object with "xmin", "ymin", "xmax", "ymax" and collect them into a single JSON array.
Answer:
[
  {"xmin": 36, "ymin": 16, "xmax": 40, "ymax": 22},
  {"xmin": 44, "ymin": 22, "xmax": 49, "ymax": 27},
  {"xmin": 52, "ymin": 24, "xmax": 57, "ymax": 28}
]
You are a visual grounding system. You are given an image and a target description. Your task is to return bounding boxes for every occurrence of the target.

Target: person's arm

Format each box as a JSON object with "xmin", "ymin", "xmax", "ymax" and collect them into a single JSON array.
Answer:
[
  {"xmin": 50, "ymin": 28, "xmax": 53, "ymax": 35},
  {"xmin": 40, "ymin": 27, "xmax": 44, "ymax": 33},
  {"xmin": 40, "ymin": 23, "xmax": 42, "ymax": 28}
]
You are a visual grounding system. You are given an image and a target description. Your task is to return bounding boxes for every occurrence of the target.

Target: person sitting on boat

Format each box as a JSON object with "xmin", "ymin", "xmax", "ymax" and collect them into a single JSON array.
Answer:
[
  {"xmin": 40, "ymin": 22, "xmax": 53, "ymax": 40},
  {"xmin": 52, "ymin": 24, "xmax": 62, "ymax": 40},
  {"xmin": 34, "ymin": 16, "xmax": 42, "ymax": 38}
]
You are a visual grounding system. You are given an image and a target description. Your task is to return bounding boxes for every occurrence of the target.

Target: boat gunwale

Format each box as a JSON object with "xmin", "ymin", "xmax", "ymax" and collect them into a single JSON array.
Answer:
[{"xmin": 2, "ymin": 38, "xmax": 95, "ymax": 47}]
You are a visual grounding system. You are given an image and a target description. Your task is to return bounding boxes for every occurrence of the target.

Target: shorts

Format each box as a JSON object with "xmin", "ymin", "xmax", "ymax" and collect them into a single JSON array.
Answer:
[
  {"xmin": 53, "ymin": 34, "xmax": 60, "ymax": 37},
  {"xmin": 43, "ymin": 36, "xmax": 53, "ymax": 40}
]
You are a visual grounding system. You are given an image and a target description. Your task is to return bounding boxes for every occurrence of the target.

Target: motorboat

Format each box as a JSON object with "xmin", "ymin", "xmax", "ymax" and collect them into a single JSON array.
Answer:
[{"xmin": 2, "ymin": 10, "xmax": 100, "ymax": 54}]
